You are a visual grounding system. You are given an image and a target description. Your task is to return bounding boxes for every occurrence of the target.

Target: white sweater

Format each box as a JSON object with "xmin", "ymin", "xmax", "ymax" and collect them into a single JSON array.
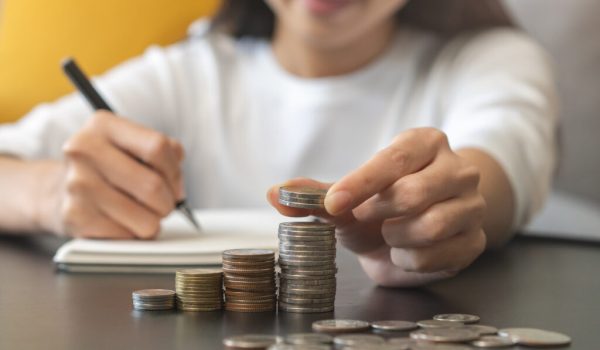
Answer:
[{"xmin": 0, "ymin": 23, "xmax": 558, "ymax": 228}]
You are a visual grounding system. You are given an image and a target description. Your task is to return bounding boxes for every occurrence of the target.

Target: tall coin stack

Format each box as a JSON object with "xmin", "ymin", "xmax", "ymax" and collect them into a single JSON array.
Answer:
[
  {"xmin": 175, "ymin": 269, "xmax": 223, "ymax": 311},
  {"xmin": 222, "ymin": 249, "xmax": 277, "ymax": 312},
  {"xmin": 277, "ymin": 186, "xmax": 337, "ymax": 313}
]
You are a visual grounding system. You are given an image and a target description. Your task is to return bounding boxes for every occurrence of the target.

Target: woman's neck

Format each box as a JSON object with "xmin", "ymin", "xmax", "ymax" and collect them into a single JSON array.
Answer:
[{"xmin": 271, "ymin": 21, "xmax": 397, "ymax": 78}]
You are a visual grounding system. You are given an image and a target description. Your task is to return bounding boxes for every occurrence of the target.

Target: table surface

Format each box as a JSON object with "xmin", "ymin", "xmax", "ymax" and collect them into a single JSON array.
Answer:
[{"xmin": 0, "ymin": 234, "xmax": 598, "ymax": 350}]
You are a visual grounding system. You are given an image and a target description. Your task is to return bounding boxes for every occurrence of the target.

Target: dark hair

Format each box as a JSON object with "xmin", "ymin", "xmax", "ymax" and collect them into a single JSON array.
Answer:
[{"xmin": 212, "ymin": 0, "xmax": 513, "ymax": 39}]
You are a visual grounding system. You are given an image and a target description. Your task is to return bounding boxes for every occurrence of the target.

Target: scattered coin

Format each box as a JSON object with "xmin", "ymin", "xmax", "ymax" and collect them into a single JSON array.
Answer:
[
  {"xmin": 464, "ymin": 324, "xmax": 498, "ymax": 336},
  {"xmin": 387, "ymin": 337, "xmax": 419, "ymax": 349},
  {"xmin": 498, "ymin": 328, "xmax": 571, "ymax": 347},
  {"xmin": 434, "ymin": 313, "xmax": 480, "ymax": 324},
  {"xmin": 268, "ymin": 344, "xmax": 329, "ymax": 350},
  {"xmin": 471, "ymin": 335, "xmax": 516, "ymax": 348},
  {"xmin": 284, "ymin": 333, "xmax": 333, "ymax": 345},
  {"xmin": 371, "ymin": 320, "xmax": 418, "ymax": 332},
  {"xmin": 417, "ymin": 319, "xmax": 464, "ymax": 328},
  {"xmin": 277, "ymin": 221, "xmax": 336, "ymax": 313},
  {"xmin": 312, "ymin": 319, "xmax": 371, "ymax": 333},
  {"xmin": 132, "ymin": 289, "xmax": 175, "ymax": 311},
  {"xmin": 410, "ymin": 328, "xmax": 480, "ymax": 343},
  {"xmin": 223, "ymin": 334, "xmax": 283, "ymax": 349},
  {"xmin": 333, "ymin": 334, "xmax": 385, "ymax": 346}
]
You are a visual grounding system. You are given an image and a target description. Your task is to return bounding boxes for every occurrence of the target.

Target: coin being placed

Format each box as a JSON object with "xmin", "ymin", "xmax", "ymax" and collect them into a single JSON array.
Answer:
[
  {"xmin": 410, "ymin": 328, "xmax": 480, "ymax": 343},
  {"xmin": 223, "ymin": 334, "xmax": 283, "ymax": 349},
  {"xmin": 333, "ymin": 334, "xmax": 385, "ymax": 346},
  {"xmin": 312, "ymin": 319, "xmax": 371, "ymax": 333},
  {"xmin": 284, "ymin": 333, "xmax": 333, "ymax": 345},
  {"xmin": 417, "ymin": 319, "xmax": 464, "ymax": 328},
  {"xmin": 498, "ymin": 328, "xmax": 571, "ymax": 347},
  {"xmin": 433, "ymin": 313, "xmax": 480, "ymax": 324},
  {"xmin": 471, "ymin": 335, "xmax": 516, "ymax": 348},
  {"xmin": 371, "ymin": 320, "xmax": 418, "ymax": 332}
]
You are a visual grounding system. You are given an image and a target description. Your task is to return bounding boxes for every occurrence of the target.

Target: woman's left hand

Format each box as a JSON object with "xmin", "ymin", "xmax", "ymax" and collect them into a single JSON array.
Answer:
[{"xmin": 267, "ymin": 127, "xmax": 487, "ymax": 287}]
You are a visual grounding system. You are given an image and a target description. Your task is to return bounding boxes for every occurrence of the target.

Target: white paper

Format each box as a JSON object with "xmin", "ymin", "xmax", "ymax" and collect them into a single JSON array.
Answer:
[{"xmin": 53, "ymin": 209, "xmax": 294, "ymax": 271}]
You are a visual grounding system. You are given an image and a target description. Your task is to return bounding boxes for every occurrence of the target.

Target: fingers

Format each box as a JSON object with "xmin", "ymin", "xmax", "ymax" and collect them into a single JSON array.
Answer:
[
  {"xmin": 69, "ymin": 160, "xmax": 162, "ymax": 239},
  {"xmin": 93, "ymin": 112, "xmax": 183, "ymax": 194},
  {"xmin": 60, "ymin": 193, "xmax": 137, "ymax": 240},
  {"xmin": 64, "ymin": 128, "xmax": 175, "ymax": 217},
  {"xmin": 353, "ymin": 153, "xmax": 480, "ymax": 222},
  {"xmin": 389, "ymin": 228, "xmax": 487, "ymax": 273},
  {"xmin": 380, "ymin": 193, "xmax": 486, "ymax": 248},
  {"xmin": 325, "ymin": 128, "xmax": 448, "ymax": 215}
]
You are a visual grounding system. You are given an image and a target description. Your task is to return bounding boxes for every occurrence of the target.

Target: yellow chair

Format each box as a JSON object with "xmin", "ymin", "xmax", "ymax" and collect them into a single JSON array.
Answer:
[{"xmin": 0, "ymin": 0, "xmax": 220, "ymax": 123}]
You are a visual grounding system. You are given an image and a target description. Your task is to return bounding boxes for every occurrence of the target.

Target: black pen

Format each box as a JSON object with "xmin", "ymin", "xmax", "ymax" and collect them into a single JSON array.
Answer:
[{"xmin": 61, "ymin": 57, "xmax": 201, "ymax": 233}]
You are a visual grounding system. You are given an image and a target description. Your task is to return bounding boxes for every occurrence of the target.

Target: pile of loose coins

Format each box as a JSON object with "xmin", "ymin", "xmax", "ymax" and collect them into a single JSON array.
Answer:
[
  {"xmin": 277, "ymin": 221, "xmax": 337, "ymax": 313},
  {"xmin": 221, "ymin": 314, "xmax": 572, "ymax": 349},
  {"xmin": 223, "ymin": 249, "xmax": 277, "ymax": 312},
  {"xmin": 175, "ymin": 268, "xmax": 223, "ymax": 311}
]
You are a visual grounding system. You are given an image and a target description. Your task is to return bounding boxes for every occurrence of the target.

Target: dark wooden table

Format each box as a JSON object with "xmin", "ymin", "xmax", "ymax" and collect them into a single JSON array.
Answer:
[{"xmin": 0, "ymin": 234, "xmax": 597, "ymax": 349}]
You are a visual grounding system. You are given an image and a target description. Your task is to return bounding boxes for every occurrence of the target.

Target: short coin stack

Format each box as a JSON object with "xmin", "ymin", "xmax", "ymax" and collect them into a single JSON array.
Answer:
[
  {"xmin": 278, "ymin": 186, "xmax": 327, "ymax": 209},
  {"xmin": 132, "ymin": 289, "xmax": 175, "ymax": 311},
  {"xmin": 278, "ymin": 221, "xmax": 337, "ymax": 313},
  {"xmin": 223, "ymin": 249, "xmax": 277, "ymax": 312},
  {"xmin": 175, "ymin": 269, "xmax": 223, "ymax": 311}
]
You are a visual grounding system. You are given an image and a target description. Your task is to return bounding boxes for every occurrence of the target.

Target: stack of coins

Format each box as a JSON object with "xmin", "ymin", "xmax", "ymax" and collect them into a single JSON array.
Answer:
[
  {"xmin": 278, "ymin": 186, "xmax": 327, "ymax": 209},
  {"xmin": 132, "ymin": 289, "xmax": 175, "ymax": 311},
  {"xmin": 223, "ymin": 249, "xmax": 277, "ymax": 312},
  {"xmin": 175, "ymin": 269, "xmax": 223, "ymax": 311},
  {"xmin": 278, "ymin": 222, "xmax": 337, "ymax": 313}
]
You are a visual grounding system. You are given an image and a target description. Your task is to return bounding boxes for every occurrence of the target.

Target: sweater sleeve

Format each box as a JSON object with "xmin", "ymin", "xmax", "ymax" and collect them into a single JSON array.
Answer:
[
  {"xmin": 440, "ymin": 29, "xmax": 559, "ymax": 229},
  {"xmin": 0, "ymin": 43, "xmax": 185, "ymax": 160}
]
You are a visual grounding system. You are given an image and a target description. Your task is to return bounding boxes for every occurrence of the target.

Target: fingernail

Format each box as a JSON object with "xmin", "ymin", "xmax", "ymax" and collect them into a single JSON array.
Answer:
[{"xmin": 325, "ymin": 191, "xmax": 352, "ymax": 215}]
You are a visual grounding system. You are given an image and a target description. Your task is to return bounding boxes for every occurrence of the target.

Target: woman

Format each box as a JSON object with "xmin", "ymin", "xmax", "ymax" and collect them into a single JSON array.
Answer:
[{"xmin": 0, "ymin": 0, "xmax": 557, "ymax": 286}]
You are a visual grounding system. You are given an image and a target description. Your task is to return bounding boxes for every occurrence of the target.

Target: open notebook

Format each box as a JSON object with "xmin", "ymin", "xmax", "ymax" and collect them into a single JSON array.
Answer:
[{"xmin": 53, "ymin": 209, "xmax": 290, "ymax": 273}]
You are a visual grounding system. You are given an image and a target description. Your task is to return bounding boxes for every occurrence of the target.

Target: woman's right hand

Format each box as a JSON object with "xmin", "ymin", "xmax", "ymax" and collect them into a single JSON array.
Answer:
[{"xmin": 41, "ymin": 111, "xmax": 185, "ymax": 239}]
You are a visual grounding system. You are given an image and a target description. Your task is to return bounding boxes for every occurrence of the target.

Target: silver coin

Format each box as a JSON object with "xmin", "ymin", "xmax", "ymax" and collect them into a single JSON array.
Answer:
[
  {"xmin": 498, "ymin": 328, "xmax": 571, "ymax": 347},
  {"xmin": 433, "ymin": 313, "xmax": 480, "ymax": 324},
  {"xmin": 278, "ymin": 234, "xmax": 336, "ymax": 242},
  {"xmin": 386, "ymin": 337, "xmax": 418, "ymax": 349},
  {"xmin": 279, "ymin": 251, "xmax": 336, "ymax": 259},
  {"xmin": 417, "ymin": 319, "xmax": 464, "ymax": 328},
  {"xmin": 471, "ymin": 335, "xmax": 516, "ymax": 348},
  {"xmin": 280, "ymin": 278, "xmax": 336, "ymax": 287},
  {"xmin": 371, "ymin": 320, "xmax": 418, "ymax": 332},
  {"xmin": 410, "ymin": 328, "xmax": 480, "ymax": 343},
  {"xmin": 284, "ymin": 333, "xmax": 333, "ymax": 345},
  {"xmin": 279, "ymin": 222, "xmax": 335, "ymax": 231},
  {"xmin": 333, "ymin": 334, "xmax": 385, "ymax": 346},
  {"xmin": 223, "ymin": 334, "xmax": 283, "ymax": 348},
  {"xmin": 278, "ymin": 200, "xmax": 324, "ymax": 209},
  {"xmin": 280, "ymin": 269, "xmax": 338, "ymax": 277},
  {"xmin": 279, "ymin": 186, "xmax": 327, "ymax": 198},
  {"xmin": 278, "ymin": 197, "xmax": 325, "ymax": 205},
  {"xmin": 132, "ymin": 289, "xmax": 175, "ymax": 299},
  {"xmin": 267, "ymin": 344, "xmax": 329, "ymax": 350},
  {"xmin": 278, "ymin": 303, "xmax": 334, "ymax": 313},
  {"xmin": 464, "ymin": 324, "xmax": 498, "ymax": 335},
  {"xmin": 279, "ymin": 296, "xmax": 336, "ymax": 305},
  {"xmin": 279, "ymin": 244, "xmax": 336, "ymax": 252},
  {"xmin": 312, "ymin": 319, "xmax": 370, "ymax": 333},
  {"xmin": 413, "ymin": 345, "xmax": 472, "ymax": 350}
]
